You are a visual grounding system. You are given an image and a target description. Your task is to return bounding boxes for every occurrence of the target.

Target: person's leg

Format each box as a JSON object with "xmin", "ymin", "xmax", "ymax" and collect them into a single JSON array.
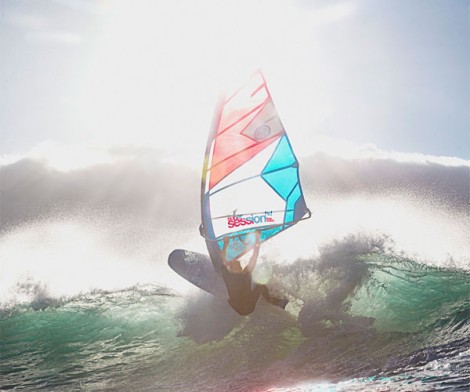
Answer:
[
  {"xmin": 251, "ymin": 285, "xmax": 263, "ymax": 302},
  {"xmin": 258, "ymin": 285, "xmax": 288, "ymax": 308}
]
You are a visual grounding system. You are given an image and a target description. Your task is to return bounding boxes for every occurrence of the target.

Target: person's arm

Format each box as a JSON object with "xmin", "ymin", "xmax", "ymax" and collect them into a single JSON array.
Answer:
[
  {"xmin": 221, "ymin": 236, "xmax": 230, "ymax": 267},
  {"xmin": 245, "ymin": 231, "xmax": 261, "ymax": 273}
]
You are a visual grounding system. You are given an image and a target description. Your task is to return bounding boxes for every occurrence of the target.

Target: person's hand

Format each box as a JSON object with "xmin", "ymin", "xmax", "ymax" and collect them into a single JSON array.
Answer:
[
  {"xmin": 255, "ymin": 230, "xmax": 261, "ymax": 241},
  {"xmin": 223, "ymin": 236, "xmax": 229, "ymax": 245}
]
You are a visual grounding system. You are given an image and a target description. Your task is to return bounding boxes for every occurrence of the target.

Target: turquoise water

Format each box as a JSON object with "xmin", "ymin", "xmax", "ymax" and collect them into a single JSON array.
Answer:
[{"xmin": 1, "ymin": 242, "xmax": 468, "ymax": 391}]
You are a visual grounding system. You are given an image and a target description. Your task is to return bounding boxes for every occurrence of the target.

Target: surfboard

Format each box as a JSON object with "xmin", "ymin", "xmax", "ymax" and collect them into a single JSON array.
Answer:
[{"xmin": 168, "ymin": 249, "xmax": 228, "ymax": 296}]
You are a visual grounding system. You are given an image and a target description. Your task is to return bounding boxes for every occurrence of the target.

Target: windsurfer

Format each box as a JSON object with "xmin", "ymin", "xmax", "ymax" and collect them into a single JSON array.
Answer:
[{"xmin": 220, "ymin": 230, "xmax": 288, "ymax": 315}]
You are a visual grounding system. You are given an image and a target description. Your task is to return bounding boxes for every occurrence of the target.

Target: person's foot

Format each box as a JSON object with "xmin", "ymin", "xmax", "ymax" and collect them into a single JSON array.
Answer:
[
  {"xmin": 278, "ymin": 298, "xmax": 288, "ymax": 309},
  {"xmin": 270, "ymin": 297, "xmax": 288, "ymax": 309}
]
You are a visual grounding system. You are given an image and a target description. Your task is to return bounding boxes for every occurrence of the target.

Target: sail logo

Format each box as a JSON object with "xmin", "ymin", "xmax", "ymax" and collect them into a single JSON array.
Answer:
[{"xmin": 227, "ymin": 211, "xmax": 274, "ymax": 228}]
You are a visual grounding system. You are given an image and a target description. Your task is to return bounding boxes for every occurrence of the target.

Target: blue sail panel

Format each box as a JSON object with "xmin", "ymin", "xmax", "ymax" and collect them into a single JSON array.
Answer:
[
  {"xmin": 262, "ymin": 135, "xmax": 297, "ymax": 174},
  {"xmin": 285, "ymin": 184, "xmax": 302, "ymax": 224},
  {"xmin": 262, "ymin": 167, "xmax": 298, "ymax": 200}
]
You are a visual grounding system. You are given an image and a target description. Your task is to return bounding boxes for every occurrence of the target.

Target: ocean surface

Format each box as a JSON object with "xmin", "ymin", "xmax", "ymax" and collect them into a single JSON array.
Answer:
[{"xmin": 1, "ymin": 149, "xmax": 469, "ymax": 391}]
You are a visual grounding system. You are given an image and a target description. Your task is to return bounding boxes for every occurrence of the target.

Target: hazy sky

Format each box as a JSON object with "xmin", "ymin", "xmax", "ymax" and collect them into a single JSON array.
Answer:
[{"xmin": 1, "ymin": 0, "xmax": 469, "ymax": 161}]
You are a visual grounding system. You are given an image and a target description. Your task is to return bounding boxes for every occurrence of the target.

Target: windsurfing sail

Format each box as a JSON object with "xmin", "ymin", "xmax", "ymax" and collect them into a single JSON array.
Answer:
[{"xmin": 200, "ymin": 71, "xmax": 310, "ymax": 267}]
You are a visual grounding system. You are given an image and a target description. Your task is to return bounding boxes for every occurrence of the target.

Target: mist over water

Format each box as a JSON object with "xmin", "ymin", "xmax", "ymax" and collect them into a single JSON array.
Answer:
[
  {"xmin": 1, "ymin": 144, "xmax": 469, "ymax": 391},
  {"xmin": 1, "ymin": 144, "xmax": 468, "ymax": 318}
]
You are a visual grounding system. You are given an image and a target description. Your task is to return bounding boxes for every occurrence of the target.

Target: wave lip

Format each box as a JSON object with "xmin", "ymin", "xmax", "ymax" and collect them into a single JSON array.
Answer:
[{"xmin": 271, "ymin": 235, "xmax": 469, "ymax": 345}]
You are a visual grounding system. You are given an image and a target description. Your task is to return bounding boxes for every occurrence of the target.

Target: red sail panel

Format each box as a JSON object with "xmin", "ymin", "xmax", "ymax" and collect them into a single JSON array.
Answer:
[
  {"xmin": 207, "ymin": 73, "xmax": 277, "ymax": 189},
  {"xmin": 208, "ymin": 133, "xmax": 281, "ymax": 189},
  {"xmin": 218, "ymin": 102, "xmax": 265, "ymax": 136},
  {"xmin": 210, "ymin": 104, "xmax": 264, "ymax": 169}
]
